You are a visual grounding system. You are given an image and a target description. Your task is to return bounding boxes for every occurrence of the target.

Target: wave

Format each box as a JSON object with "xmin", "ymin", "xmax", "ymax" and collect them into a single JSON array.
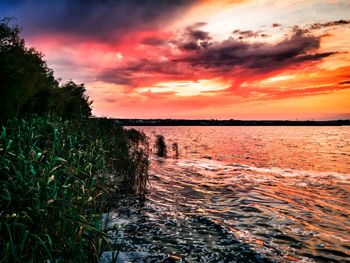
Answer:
[
  {"xmin": 148, "ymin": 157, "xmax": 350, "ymax": 262},
  {"xmin": 174, "ymin": 157, "xmax": 350, "ymax": 181}
]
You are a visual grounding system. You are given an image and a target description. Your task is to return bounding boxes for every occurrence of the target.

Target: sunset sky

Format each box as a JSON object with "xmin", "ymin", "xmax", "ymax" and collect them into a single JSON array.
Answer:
[{"xmin": 1, "ymin": 0, "xmax": 350, "ymax": 120}]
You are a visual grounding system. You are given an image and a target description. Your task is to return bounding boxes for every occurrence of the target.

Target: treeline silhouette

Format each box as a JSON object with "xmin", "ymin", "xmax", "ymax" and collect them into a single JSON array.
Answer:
[
  {"xmin": 114, "ymin": 118, "xmax": 350, "ymax": 126},
  {"xmin": 0, "ymin": 18, "xmax": 92, "ymax": 122}
]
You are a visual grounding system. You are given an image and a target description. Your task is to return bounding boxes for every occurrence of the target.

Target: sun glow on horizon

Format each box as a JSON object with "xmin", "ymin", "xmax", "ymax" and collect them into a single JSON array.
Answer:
[
  {"xmin": 136, "ymin": 79, "xmax": 229, "ymax": 97},
  {"xmin": 261, "ymin": 75, "xmax": 295, "ymax": 83}
]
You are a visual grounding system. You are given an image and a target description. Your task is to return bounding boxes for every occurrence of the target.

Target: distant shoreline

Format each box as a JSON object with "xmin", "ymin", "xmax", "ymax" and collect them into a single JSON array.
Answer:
[{"xmin": 108, "ymin": 118, "xmax": 350, "ymax": 126}]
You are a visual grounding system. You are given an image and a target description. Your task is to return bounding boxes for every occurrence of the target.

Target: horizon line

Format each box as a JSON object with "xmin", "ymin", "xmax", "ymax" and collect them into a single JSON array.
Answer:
[{"xmin": 92, "ymin": 117, "xmax": 350, "ymax": 122}]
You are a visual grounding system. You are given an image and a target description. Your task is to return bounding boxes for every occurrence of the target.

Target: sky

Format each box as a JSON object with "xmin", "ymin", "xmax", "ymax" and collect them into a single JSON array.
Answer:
[{"xmin": 1, "ymin": 0, "xmax": 350, "ymax": 120}]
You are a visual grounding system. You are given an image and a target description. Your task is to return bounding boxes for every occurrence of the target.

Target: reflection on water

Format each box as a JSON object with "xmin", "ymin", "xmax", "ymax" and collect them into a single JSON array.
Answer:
[{"xmin": 102, "ymin": 126, "xmax": 350, "ymax": 262}]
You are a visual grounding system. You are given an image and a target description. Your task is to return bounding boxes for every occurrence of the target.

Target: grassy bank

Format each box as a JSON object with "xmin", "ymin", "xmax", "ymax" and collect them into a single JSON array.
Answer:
[{"xmin": 0, "ymin": 115, "xmax": 149, "ymax": 262}]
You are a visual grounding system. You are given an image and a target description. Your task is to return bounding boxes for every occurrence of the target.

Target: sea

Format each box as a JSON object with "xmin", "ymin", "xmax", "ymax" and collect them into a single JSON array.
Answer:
[{"xmin": 101, "ymin": 126, "xmax": 350, "ymax": 263}]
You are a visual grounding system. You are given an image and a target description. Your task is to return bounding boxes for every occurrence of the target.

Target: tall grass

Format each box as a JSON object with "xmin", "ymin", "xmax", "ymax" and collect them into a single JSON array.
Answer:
[{"xmin": 0, "ymin": 115, "xmax": 149, "ymax": 262}]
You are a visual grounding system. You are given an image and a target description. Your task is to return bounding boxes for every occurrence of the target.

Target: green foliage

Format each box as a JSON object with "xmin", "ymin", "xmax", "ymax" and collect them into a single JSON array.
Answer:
[
  {"xmin": 51, "ymin": 81, "xmax": 93, "ymax": 118},
  {"xmin": 0, "ymin": 18, "xmax": 57, "ymax": 121},
  {"xmin": 0, "ymin": 116, "xmax": 149, "ymax": 262},
  {"xmin": 0, "ymin": 18, "xmax": 24, "ymax": 51},
  {"xmin": 155, "ymin": 134, "xmax": 167, "ymax": 157},
  {"xmin": 0, "ymin": 18, "xmax": 92, "ymax": 122}
]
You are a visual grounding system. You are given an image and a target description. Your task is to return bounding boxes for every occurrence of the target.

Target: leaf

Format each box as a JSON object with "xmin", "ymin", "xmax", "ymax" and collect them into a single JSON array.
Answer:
[
  {"xmin": 49, "ymin": 164, "xmax": 62, "ymax": 174},
  {"xmin": 36, "ymin": 152, "xmax": 42, "ymax": 160},
  {"xmin": 0, "ymin": 127, "xmax": 5, "ymax": 139},
  {"xmin": 20, "ymin": 230, "xmax": 30, "ymax": 254},
  {"xmin": 30, "ymin": 165, "xmax": 36, "ymax": 176},
  {"xmin": 6, "ymin": 139, "xmax": 13, "ymax": 150},
  {"xmin": 53, "ymin": 157, "xmax": 67, "ymax": 163}
]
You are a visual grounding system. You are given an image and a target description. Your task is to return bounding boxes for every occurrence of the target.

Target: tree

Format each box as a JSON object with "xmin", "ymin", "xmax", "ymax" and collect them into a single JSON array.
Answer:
[
  {"xmin": 0, "ymin": 18, "xmax": 92, "ymax": 121},
  {"xmin": 51, "ymin": 81, "xmax": 92, "ymax": 118},
  {"xmin": 0, "ymin": 18, "xmax": 58, "ymax": 121}
]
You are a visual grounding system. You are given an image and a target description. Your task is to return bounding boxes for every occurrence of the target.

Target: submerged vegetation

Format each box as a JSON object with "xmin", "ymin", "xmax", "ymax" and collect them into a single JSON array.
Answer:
[
  {"xmin": 155, "ymin": 134, "xmax": 167, "ymax": 158},
  {"xmin": 172, "ymin": 142, "xmax": 179, "ymax": 159},
  {"xmin": 0, "ymin": 19, "xmax": 149, "ymax": 261}
]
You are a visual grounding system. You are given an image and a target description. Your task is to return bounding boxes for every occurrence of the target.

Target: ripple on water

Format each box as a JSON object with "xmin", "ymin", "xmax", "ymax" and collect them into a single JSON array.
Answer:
[
  {"xmin": 102, "ymin": 126, "xmax": 350, "ymax": 262},
  {"xmin": 101, "ymin": 157, "xmax": 349, "ymax": 262}
]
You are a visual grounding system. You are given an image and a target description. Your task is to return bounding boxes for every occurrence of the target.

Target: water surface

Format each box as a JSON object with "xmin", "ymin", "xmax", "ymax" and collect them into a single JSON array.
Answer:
[{"xmin": 102, "ymin": 126, "xmax": 350, "ymax": 262}]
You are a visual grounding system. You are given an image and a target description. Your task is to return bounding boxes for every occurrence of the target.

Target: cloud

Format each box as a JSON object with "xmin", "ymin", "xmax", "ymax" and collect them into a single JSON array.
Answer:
[
  {"xmin": 96, "ymin": 25, "xmax": 339, "ymax": 104},
  {"xmin": 176, "ymin": 28, "xmax": 335, "ymax": 74},
  {"xmin": 98, "ymin": 25, "xmax": 337, "ymax": 89},
  {"xmin": 235, "ymin": 84, "xmax": 350, "ymax": 101},
  {"xmin": 99, "ymin": 70, "xmax": 133, "ymax": 86},
  {"xmin": 232, "ymin": 29, "xmax": 268, "ymax": 39},
  {"xmin": 175, "ymin": 22, "xmax": 213, "ymax": 51},
  {"xmin": 99, "ymin": 58, "xmax": 196, "ymax": 87},
  {"xmin": 142, "ymin": 37, "xmax": 167, "ymax": 46},
  {"xmin": 308, "ymin": 19, "xmax": 350, "ymax": 30},
  {"xmin": 103, "ymin": 97, "xmax": 118, "ymax": 104},
  {"xmin": 0, "ymin": 0, "xmax": 196, "ymax": 42},
  {"xmin": 268, "ymin": 19, "xmax": 350, "ymax": 34}
]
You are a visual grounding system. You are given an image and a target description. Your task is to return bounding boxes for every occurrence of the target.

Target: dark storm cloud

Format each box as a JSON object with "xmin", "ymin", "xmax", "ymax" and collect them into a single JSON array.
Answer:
[
  {"xmin": 99, "ymin": 58, "xmax": 184, "ymax": 85},
  {"xmin": 176, "ymin": 28, "xmax": 335, "ymax": 73},
  {"xmin": 122, "ymin": 59, "xmax": 181, "ymax": 75},
  {"xmin": 0, "ymin": 0, "xmax": 196, "ymax": 41},
  {"xmin": 99, "ymin": 27, "xmax": 336, "ymax": 85},
  {"xmin": 176, "ymin": 22, "xmax": 213, "ymax": 51}
]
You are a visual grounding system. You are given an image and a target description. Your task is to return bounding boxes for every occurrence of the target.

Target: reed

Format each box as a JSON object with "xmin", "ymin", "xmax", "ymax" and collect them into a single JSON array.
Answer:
[
  {"xmin": 0, "ymin": 115, "xmax": 149, "ymax": 262},
  {"xmin": 155, "ymin": 134, "xmax": 167, "ymax": 157},
  {"xmin": 172, "ymin": 142, "xmax": 179, "ymax": 158}
]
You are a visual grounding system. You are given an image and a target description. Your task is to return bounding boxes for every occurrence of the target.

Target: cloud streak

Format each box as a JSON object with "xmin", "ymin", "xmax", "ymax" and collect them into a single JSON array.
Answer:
[{"xmin": 308, "ymin": 19, "xmax": 350, "ymax": 30}]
